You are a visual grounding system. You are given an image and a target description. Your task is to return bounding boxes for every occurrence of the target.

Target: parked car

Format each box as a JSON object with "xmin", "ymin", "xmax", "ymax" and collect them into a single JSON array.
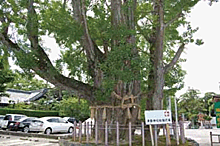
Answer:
[
  {"xmin": 7, "ymin": 117, "xmax": 38, "ymax": 133},
  {"xmin": 0, "ymin": 115, "xmax": 5, "ymax": 128},
  {"xmin": 1, "ymin": 114, "xmax": 27, "ymax": 130},
  {"xmin": 63, "ymin": 117, "xmax": 79, "ymax": 124},
  {"xmin": 29, "ymin": 117, "xmax": 74, "ymax": 134}
]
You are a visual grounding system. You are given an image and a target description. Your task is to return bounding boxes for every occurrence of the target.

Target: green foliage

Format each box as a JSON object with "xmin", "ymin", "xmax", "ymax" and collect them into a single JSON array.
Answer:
[
  {"xmin": 0, "ymin": 0, "xmax": 205, "ymax": 104},
  {"xmin": 178, "ymin": 88, "xmax": 207, "ymax": 120},
  {"xmin": 7, "ymin": 70, "xmax": 49, "ymax": 91},
  {"xmin": 57, "ymin": 96, "xmax": 90, "ymax": 121},
  {"xmin": 178, "ymin": 90, "xmax": 218, "ymax": 122},
  {"xmin": 0, "ymin": 108, "xmax": 59, "ymax": 117},
  {"xmin": 202, "ymin": 92, "xmax": 215, "ymax": 115},
  {"xmin": 203, "ymin": 115, "xmax": 212, "ymax": 121},
  {"xmin": 0, "ymin": 50, "xmax": 14, "ymax": 96}
]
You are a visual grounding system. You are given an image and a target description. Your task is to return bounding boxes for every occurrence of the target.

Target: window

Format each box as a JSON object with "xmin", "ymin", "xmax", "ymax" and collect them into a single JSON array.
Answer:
[
  {"xmin": 59, "ymin": 118, "xmax": 67, "ymax": 123},
  {"xmin": 14, "ymin": 116, "xmax": 22, "ymax": 121},
  {"xmin": 4, "ymin": 115, "xmax": 11, "ymax": 120},
  {"xmin": 47, "ymin": 118, "xmax": 59, "ymax": 123}
]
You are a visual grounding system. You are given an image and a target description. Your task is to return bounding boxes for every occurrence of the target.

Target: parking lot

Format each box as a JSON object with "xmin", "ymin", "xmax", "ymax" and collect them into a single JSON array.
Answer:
[{"xmin": 0, "ymin": 134, "xmax": 59, "ymax": 146}]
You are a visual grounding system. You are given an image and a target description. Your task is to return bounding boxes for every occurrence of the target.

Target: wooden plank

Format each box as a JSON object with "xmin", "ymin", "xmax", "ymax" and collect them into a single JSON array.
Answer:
[
  {"xmin": 141, "ymin": 122, "xmax": 145, "ymax": 146},
  {"xmin": 149, "ymin": 125, "xmax": 154, "ymax": 146},
  {"xmin": 129, "ymin": 122, "xmax": 132, "ymax": 146},
  {"xmin": 79, "ymin": 121, "xmax": 82, "ymax": 143},
  {"xmin": 73, "ymin": 121, "xmax": 77, "ymax": 141},
  {"xmin": 84, "ymin": 122, "xmax": 86, "ymax": 136},
  {"xmin": 179, "ymin": 121, "xmax": 185, "ymax": 144},
  {"xmin": 105, "ymin": 121, "xmax": 108, "ymax": 146},
  {"xmin": 154, "ymin": 125, "xmax": 158, "ymax": 146},
  {"xmin": 95, "ymin": 120, "xmax": 98, "ymax": 144},
  {"xmin": 165, "ymin": 123, "xmax": 171, "ymax": 146},
  {"xmin": 116, "ymin": 122, "xmax": 119, "ymax": 146},
  {"xmin": 86, "ymin": 122, "xmax": 89, "ymax": 143}
]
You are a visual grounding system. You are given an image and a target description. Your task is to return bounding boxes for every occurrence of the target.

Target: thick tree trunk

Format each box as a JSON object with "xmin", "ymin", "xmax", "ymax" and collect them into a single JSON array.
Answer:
[{"xmin": 94, "ymin": 89, "xmax": 140, "ymax": 143}]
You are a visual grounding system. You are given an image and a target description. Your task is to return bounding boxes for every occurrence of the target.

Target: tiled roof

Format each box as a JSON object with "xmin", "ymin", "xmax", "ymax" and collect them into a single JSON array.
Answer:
[{"xmin": 0, "ymin": 89, "xmax": 48, "ymax": 104}]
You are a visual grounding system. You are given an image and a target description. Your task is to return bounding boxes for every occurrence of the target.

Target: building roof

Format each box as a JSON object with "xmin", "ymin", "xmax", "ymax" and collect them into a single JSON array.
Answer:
[{"xmin": 0, "ymin": 89, "xmax": 48, "ymax": 104}]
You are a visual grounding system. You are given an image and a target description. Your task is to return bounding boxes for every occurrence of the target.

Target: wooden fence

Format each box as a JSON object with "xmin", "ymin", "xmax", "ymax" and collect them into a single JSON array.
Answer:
[
  {"xmin": 71, "ymin": 120, "xmax": 186, "ymax": 146},
  {"xmin": 210, "ymin": 132, "xmax": 220, "ymax": 146}
]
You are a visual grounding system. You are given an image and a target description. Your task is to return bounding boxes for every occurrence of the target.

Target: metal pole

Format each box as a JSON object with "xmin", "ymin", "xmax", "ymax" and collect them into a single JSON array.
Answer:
[
  {"xmin": 210, "ymin": 132, "xmax": 213, "ymax": 146},
  {"xmin": 175, "ymin": 96, "xmax": 179, "ymax": 145}
]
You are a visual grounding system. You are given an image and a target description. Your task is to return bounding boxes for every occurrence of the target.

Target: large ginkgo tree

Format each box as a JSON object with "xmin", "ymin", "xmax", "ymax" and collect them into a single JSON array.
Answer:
[{"xmin": 0, "ymin": 0, "xmax": 209, "ymax": 140}]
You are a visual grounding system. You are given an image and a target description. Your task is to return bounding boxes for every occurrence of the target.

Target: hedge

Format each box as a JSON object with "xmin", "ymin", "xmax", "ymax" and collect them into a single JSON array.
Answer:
[{"xmin": 0, "ymin": 108, "xmax": 59, "ymax": 117}]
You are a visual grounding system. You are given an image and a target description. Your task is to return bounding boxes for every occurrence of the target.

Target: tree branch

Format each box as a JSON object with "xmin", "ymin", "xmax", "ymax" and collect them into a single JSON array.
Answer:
[
  {"xmin": 0, "ymin": 30, "xmax": 94, "ymax": 100},
  {"xmin": 164, "ymin": 43, "xmax": 185, "ymax": 74},
  {"xmin": 0, "ymin": 1, "xmax": 94, "ymax": 100},
  {"xmin": 164, "ymin": 12, "xmax": 183, "ymax": 28}
]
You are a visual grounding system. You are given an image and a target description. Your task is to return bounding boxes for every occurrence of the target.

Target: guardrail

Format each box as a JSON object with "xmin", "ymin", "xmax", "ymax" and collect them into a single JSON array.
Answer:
[{"xmin": 210, "ymin": 132, "xmax": 220, "ymax": 146}]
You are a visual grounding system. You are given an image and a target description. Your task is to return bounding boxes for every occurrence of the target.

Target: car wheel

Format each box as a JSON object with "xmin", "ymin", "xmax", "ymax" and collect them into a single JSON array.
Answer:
[
  {"xmin": 45, "ymin": 128, "xmax": 52, "ymax": 135},
  {"xmin": 23, "ymin": 126, "xmax": 29, "ymax": 133},
  {"xmin": 68, "ymin": 127, "xmax": 73, "ymax": 133}
]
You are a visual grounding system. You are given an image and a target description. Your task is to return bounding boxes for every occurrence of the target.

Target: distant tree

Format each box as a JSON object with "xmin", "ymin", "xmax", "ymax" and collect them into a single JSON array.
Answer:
[
  {"xmin": 0, "ymin": 50, "xmax": 14, "ymax": 97},
  {"xmin": 202, "ymin": 92, "xmax": 215, "ymax": 116},
  {"xmin": 56, "ymin": 96, "xmax": 90, "ymax": 121},
  {"xmin": 178, "ymin": 88, "xmax": 205, "ymax": 120},
  {"xmin": 7, "ymin": 70, "xmax": 50, "ymax": 91}
]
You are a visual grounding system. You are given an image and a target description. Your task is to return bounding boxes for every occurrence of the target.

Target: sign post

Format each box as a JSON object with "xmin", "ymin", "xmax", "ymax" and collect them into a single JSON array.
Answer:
[
  {"xmin": 149, "ymin": 124, "xmax": 154, "ymax": 146},
  {"xmin": 145, "ymin": 110, "xmax": 172, "ymax": 146}
]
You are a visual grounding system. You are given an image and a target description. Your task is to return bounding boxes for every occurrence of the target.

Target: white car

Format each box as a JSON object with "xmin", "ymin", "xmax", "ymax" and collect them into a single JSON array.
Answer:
[
  {"xmin": 29, "ymin": 117, "xmax": 74, "ymax": 134},
  {"xmin": 63, "ymin": 117, "xmax": 79, "ymax": 124},
  {"xmin": 0, "ymin": 115, "xmax": 5, "ymax": 128},
  {"xmin": 1, "ymin": 114, "xmax": 27, "ymax": 130}
]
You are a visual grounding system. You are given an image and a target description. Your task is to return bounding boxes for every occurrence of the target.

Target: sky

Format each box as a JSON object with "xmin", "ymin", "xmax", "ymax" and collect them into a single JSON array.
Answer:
[{"xmin": 176, "ymin": 1, "xmax": 220, "ymax": 97}]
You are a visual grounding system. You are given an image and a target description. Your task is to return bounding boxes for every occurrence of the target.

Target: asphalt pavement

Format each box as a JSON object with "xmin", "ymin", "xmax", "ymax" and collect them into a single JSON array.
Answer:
[
  {"xmin": 0, "ymin": 134, "xmax": 59, "ymax": 146},
  {"xmin": 185, "ymin": 128, "xmax": 220, "ymax": 146}
]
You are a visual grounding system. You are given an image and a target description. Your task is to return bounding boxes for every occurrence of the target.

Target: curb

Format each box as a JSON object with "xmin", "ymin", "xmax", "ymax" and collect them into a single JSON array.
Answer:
[{"xmin": 0, "ymin": 129, "xmax": 69, "ymax": 139}]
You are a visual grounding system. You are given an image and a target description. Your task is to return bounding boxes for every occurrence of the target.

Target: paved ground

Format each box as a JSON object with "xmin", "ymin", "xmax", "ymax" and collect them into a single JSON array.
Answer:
[
  {"xmin": 0, "ymin": 134, "xmax": 59, "ymax": 146},
  {"xmin": 185, "ymin": 128, "xmax": 220, "ymax": 146}
]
